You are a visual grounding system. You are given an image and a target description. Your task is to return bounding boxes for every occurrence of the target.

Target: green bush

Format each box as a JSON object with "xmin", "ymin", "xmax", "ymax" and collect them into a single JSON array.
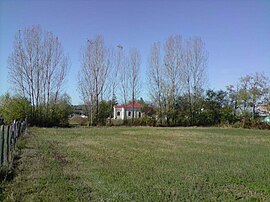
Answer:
[
  {"xmin": 0, "ymin": 93, "xmax": 73, "ymax": 127},
  {"xmin": 69, "ymin": 116, "xmax": 88, "ymax": 126},
  {"xmin": 111, "ymin": 119, "xmax": 124, "ymax": 126},
  {"xmin": 111, "ymin": 117, "xmax": 156, "ymax": 127},
  {"xmin": 143, "ymin": 117, "xmax": 157, "ymax": 126},
  {"xmin": 0, "ymin": 94, "xmax": 31, "ymax": 124},
  {"xmin": 251, "ymin": 119, "xmax": 270, "ymax": 130},
  {"xmin": 232, "ymin": 121, "xmax": 242, "ymax": 128}
]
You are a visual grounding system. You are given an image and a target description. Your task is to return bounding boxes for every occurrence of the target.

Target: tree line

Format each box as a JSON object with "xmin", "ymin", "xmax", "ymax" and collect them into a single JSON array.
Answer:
[
  {"xmin": 78, "ymin": 35, "xmax": 142, "ymax": 125},
  {"xmin": 0, "ymin": 25, "xmax": 269, "ymax": 127},
  {"xmin": 1, "ymin": 25, "xmax": 71, "ymax": 126},
  {"xmin": 172, "ymin": 72, "xmax": 269, "ymax": 128}
]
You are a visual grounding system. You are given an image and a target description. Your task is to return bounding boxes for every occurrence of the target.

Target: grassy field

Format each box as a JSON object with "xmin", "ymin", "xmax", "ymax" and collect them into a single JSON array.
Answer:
[{"xmin": 1, "ymin": 127, "xmax": 270, "ymax": 201}]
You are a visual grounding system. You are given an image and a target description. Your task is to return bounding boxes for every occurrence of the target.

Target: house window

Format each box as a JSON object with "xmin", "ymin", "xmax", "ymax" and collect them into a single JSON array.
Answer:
[
  {"xmin": 117, "ymin": 111, "xmax": 120, "ymax": 116},
  {"xmin": 139, "ymin": 112, "xmax": 141, "ymax": 118},
  {"xmin": 128, "ymin": 111, "xmax": 131, "ymax": 116}
]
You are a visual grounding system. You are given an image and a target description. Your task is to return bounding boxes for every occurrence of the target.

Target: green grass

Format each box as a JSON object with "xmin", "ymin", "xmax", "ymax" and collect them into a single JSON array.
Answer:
[{"xmin": 1, "ymin": 127, "xmax": 270, "ymax": 201}]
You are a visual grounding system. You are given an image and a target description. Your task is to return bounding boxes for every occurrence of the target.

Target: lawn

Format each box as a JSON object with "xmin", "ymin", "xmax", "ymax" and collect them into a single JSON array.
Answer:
[{"xmin": 1, "ymin": 127, "xmax": 270, "ymax": 201}]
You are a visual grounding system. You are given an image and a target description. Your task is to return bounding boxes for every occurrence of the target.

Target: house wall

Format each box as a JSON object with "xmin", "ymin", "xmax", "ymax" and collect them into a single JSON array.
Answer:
[
  {"xmin": 113, "ymin": 107, "xmax": 143, "ymax": 120},
  {"xmin": 124, "ymin": 108, "xmax": 142, "ymax": 119},
  {"xmin": 114, "ymin": 108, "xmax": 123, "ymax": 120}
]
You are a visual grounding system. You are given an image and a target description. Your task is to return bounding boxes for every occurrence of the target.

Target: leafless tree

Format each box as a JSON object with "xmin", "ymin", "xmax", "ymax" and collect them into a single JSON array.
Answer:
[
  {"xmin": 163, "ymin": 35, "xmax": 184, "ymax": 125},
  {"xmin": 128, "ymin": 48, "xmax": 141, "ymax": 121},
  {"xmin": 183, "ymin": 37, "xmax": 208, "ymax": 123},
  {"xmin": 119, "ymin": 49, "xmax": 129, "ymax": 120},
  {"xmin": 78, "ymin": 35, "xmax": 109, "ymax": 125},
  {"xmin": 78, "ymin": 62, "xmax": 95, "ymax": 125},
  {"xmin": 8, "ymin": 25, "xmax": 69, "ymax": 122},
  {"xmin": 106, "ymin": 45, "xmax": 123, "ymax": 123},
  {"xmin": 148, "ymin": 36, "xmax": 208, "ymax": 125},
  {"xmin": 148, "ymin": 42, "xmax": 164, "ymax": 124}
]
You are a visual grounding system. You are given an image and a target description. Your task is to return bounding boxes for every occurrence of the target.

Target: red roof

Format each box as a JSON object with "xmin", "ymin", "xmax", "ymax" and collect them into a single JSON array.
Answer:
[{"xmin": 115, "ymin": 102, "xmax": 142, "ymax": 109}]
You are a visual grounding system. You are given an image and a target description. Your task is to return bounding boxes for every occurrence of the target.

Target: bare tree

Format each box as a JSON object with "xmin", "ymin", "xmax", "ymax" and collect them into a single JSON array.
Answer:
[
  {"xmin": 148, "ymin": 42, "xmax": 164, "ymax": 124},
  {"xmin": 183, "ymin": 37, "xmax": 208, "ymax": 124},
  {"xmin": 78, "ymin": 62, "xmax": 95, "ymax": 125},
  {"xmin": 119, "ymin": 48, "xmax": 129, "ymax": 120},
  {"xmin": 128, "ymin": 48, "xmax": 141, "ymax": 122},
  {"xmin": 106, "ymin": 45, "xmax": 123, "ymax": 123},
  {"xmin": 78, "ymin": 35, "xmax": 109, "ymax": 125},
  {"xmin": 8, "ymin": 25, "xmax": 69, "ymax": 123},
  {"xmin": 164, "ymin": 35, "xmax": 184, "ymax": 125},
  {"xmin": 107, "ymin": 45, "xmax": 123, "ymax": 99},
  {"xmin": 148, "ymin": 36, "xmax": 208, "ymax": 126}
]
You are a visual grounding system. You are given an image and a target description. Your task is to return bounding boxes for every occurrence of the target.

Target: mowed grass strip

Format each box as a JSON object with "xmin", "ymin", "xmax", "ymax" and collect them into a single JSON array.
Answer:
[{"xmin": 1, "ymin": 127, "xmax": 270, "ymax": 201}]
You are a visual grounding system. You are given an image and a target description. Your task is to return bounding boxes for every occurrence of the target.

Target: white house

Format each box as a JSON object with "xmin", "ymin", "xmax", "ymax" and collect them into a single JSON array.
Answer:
[{"xmin": 113, "ymin": 102, "xmax": 143, "ymax": 120}]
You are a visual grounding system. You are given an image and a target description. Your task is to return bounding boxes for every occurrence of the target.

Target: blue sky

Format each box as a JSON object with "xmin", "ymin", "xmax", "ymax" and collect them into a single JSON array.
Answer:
[{"xmin": 0, "ymin": 0, "xmax": 269, "ymax": 104}]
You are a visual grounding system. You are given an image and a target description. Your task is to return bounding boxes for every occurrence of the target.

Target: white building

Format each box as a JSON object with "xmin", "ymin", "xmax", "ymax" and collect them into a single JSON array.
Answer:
[{"xmin": 113, "ymin": 102, "xmax": 143, "ymax": 120}]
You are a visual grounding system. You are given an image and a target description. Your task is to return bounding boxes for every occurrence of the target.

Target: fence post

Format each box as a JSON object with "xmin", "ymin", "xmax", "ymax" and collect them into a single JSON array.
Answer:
[
  {"xmin": 0, "ymin": 125, "xmax": 4, "ymax": 165},
  {"xmin": 18, "ymin": 121, "xmax": 21, "ymax": 137},
  {"xmin": 6, "ymin": 125, "xmax": 10, "ymax": 163},
  {"xmin": 10, "ymin": 122, "xmax": 14, "ymax": 160},
  {"xmin": 13, "ymin": 121, "xmax": 17, "ymax": 145}
]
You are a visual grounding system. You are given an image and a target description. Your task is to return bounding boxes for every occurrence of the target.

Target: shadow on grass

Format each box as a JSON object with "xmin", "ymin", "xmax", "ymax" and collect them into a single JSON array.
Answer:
[{"xmin": 0, "ymin": 142, "xmax": 24, "ymax": 201}]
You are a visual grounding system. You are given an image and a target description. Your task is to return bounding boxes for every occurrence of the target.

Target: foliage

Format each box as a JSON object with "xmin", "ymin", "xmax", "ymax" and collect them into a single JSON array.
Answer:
[
  {"xmin": 69, "ymin": 116, "xmax": 88, "ymax": 126},
  {"xmin": 46, "ymin": 95, "xmax": 73, "ymax": 127},
  {"xmin": 0, "ymin": 93, "xmax": 31, "ymax": 124},
  {"xmin": 220, "ymin": 105, "xmax": 235, "ymax": 124},
  {"xmin": 170, "ymin": 78, "xmax": 269, "ymax": 128},
  {"xmin": 96, "ymin": 100, "xmax": 112, "ymax": 126},
  {"xmin": 137, "ymin": 98, "xmax": 156, "ymax": 118},
  {"xmin": 111, "ymin": 117, "xmax": 156, "ymax": 127},
  {"xmin": 0, "ymin": 93, "xmax": 72, "ymax": 127},
  {"xmin": 126, "ymin": 117, "xmax": 157, "ymax": 126},
  {"xmin": 111, "ymin": 119, "xmax": 124, "ymax": 126}
]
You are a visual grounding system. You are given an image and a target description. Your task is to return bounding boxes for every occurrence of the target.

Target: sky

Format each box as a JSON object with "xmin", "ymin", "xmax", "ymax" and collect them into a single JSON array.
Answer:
[{"xmin": 0, "ymin": 0, "xmax": 269, "ymax": 105}]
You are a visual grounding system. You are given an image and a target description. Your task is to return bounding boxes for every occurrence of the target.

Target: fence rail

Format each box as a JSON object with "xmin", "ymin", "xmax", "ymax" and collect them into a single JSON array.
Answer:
[{"xmin": 0, "ymin": 120, "xmax": 27, "ymax": 168}]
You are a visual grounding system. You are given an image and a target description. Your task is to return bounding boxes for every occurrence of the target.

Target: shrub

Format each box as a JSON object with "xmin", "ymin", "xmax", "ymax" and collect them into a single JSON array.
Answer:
[
  {"xmin": 251, "ymin": 119, "xmax": 270, "ymax": 130},
  {"xmin": 111, "ymin": 117, "xmax": 156, "ymax": 127},
  {"xmin": 232, "ymin": 121, "xmax": 242, "ymax": 128},
  {"xmin": 111, "ymin": 119, "xmax": 124, "ymax": 126},
  {"xmin": 69, "ymin": 116, "xmax": 88, "ymax": 126}
]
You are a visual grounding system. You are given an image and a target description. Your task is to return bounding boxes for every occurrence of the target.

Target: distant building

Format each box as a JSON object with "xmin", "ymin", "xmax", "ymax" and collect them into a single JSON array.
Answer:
[
  {"xmin": 72, "ymin": 105, "xmax": 88, "ymax": 118},
  {"xmin": 256, "ymin": 103, "xmax": 270, "ymax": 120},
  {"xmin": 113, "ymin": 102, "xmax": 143, "ymax": 120}
]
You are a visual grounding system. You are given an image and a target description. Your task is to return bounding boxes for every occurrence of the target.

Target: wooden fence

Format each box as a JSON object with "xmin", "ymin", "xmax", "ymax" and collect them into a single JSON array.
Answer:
[{"xmin": 0, "ymin": 120, "xmax": 27, "ymax": 168}]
